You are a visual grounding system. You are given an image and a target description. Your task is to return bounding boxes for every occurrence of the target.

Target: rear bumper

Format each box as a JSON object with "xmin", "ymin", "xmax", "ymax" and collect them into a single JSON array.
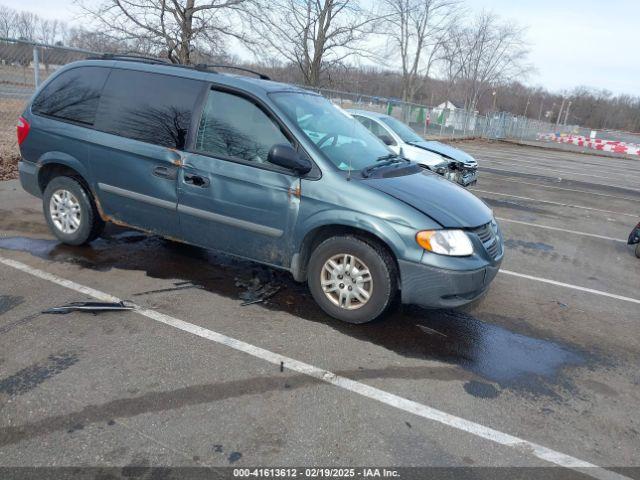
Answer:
[
  {"xmin": 18, "ymin": 160, "xmax": 41, "ymax": 198},
  {"xmin": 399, "ymin": 258, "xmax": 501, "ymax": 309}
]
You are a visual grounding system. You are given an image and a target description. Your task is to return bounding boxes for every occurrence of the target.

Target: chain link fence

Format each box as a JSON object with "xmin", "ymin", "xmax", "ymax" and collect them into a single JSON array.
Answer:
[
  {"xmin": 1, "ymin": 36, "xmax": 639, "ymax": 176},
  {"xmin": 313, "ymin": 87, "xmax": 598, "ymax": 145}
]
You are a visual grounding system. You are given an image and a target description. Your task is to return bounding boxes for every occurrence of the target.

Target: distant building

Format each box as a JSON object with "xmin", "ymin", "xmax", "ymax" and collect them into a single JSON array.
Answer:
[{"xmin": 432, "ymin": 101, "xmax": 477, "ymax": 131}]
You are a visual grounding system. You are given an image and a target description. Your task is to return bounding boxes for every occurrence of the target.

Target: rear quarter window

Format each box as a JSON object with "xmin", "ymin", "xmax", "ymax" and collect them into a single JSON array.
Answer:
[
  {"xmin": 94, "ymin": 69, "xmax": 203, "ymax": 150},
  {"xmin": 31, "ymin": 66, "xmax": 110, "ymax": 125}
]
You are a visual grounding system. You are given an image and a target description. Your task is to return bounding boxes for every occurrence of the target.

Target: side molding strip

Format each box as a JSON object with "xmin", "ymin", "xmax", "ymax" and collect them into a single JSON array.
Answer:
[
  {"xmin": 178, "ymin": 204, "xmax": 283, "ymax": 238},
  {"xmin": 98, "ymin": 183, "xmax": 176, "ymax": 210}
]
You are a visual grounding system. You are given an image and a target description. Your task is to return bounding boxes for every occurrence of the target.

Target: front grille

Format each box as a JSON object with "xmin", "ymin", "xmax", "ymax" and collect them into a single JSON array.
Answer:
[
  {"xmin": 486, "ymin": 239, "xmax": 501, "ymax": 258},
  {"xmin": 474, "ymin": 223, "xmax": 493, "ymax": 243},
  {"xmin": 470, "ymin": 221, "xmax": 502, "ymax": 259}
]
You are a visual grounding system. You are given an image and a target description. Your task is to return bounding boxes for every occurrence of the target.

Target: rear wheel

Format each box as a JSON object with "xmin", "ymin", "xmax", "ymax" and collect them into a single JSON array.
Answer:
[
  {"xmin": 307, "ymin": 236, "xmax": 397, "ymax": 323},
  {"xmin": 43, "ymin": 176, "xmax": 104, "ymax": 245},
  {"xmin": 635, "ymin": 243, "xmax": 640, "ymax": 259}
]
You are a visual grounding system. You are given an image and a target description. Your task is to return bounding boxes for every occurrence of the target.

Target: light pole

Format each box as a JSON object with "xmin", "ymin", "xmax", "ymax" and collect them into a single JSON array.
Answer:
[
  {"xmin": 556, "ymin": 97, "xmax": 566, "ymax": 127},
  {"xmin": 492, "ymin": 91, "xmax": 497, "ymax": 112},
  {"xmin": 563, "ymin": 101, "xmax": 572, "ymax": 125},
  {"xmin": 523, "ymin": 97, "xmax": 531, "ymax": 117}
]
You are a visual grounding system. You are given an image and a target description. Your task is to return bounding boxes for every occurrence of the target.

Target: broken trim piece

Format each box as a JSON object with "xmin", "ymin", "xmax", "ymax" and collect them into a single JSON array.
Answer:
[{"xmin": 42, "ymin": 301, "xmax": 134, "ymax": 315}]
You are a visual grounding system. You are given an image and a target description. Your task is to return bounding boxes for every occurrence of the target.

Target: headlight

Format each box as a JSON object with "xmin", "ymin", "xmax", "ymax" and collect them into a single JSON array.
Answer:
[{"xmin": 416, "ymin": 229, "xmax": 473, "ymax": 256}]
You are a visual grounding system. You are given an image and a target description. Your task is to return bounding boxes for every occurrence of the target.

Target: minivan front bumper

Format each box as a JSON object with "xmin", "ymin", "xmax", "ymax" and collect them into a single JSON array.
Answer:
[{"xmin": 399, "ymin": 258, "xmax": 501, "ymax": 309}]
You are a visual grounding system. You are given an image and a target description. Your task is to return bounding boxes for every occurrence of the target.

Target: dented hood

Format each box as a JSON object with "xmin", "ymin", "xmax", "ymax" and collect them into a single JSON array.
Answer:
[
  {"xmin": 411, "ymin": 140, "xmax": 477, "ymax": 166},
  {"xmin": 363, "ymin": 170, "xmax": 492, "ymax": 228}
]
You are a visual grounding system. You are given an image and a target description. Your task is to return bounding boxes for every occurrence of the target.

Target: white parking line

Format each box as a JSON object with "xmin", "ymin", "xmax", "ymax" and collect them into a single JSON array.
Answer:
[
  {"xmin": 496, "ymin": 217, "xmax": 626, "ymax": 243},
  {"xmin": 477, "ymin": 155, "xmax": 640, "ymax": 179},
  {"xmin": 477, "ymin": 166, "xmax": 640, "ymax": 192},
  {"xmin": 480, "ymin": 175, "xmax": 640, "ymax": 201},
  {"xmin": 481, "ymin": 160, "xmax": 635, "ymax": 182},
  {"xmin": 464, "ymin": 148, "xmax": 640, "ymax": 173},
  {"xmin": 483, "ymin": 160, "xmax": 629, "ymax": 182},
  {"xmin": 0, "ymin": 255, "xmax": 632, "ymax": 480},
  {"xmin": 500, "ymin": 270, "xmax": 640, "ymax": 305},
  {"xmin": 472, "ymin": 189, "xmax": 639, "ymax": 217}
]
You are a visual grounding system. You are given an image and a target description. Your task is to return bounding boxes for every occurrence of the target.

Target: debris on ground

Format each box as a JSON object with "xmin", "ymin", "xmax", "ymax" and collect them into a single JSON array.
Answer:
[
  {"xmin": 133, "ymin": 282, "xmax": 204, "ymax": 296},
  {"xmin": 417, "ymin": 324, "xmax": 447, "ymax": 337},
  {"xmin": 236, "ymin": 273, "xmax": 282, "ymax": 306},
  {"xmin": 42, "ymin": 301, "xmax": 134, "ymax": 315}
]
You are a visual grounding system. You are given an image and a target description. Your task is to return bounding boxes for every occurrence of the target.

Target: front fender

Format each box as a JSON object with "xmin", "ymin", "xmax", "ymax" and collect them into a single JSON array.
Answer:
[{"xmin": 295, "ymin": 208, "xmax": 423, "ymax": 263}]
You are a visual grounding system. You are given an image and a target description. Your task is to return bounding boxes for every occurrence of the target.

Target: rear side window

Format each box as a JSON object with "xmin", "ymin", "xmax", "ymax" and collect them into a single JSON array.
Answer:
[
  {"xmin": 195, "ymin": 90, "xmax": 291, "ymax": 163},
  {"xmin": 94, "ymin": 69, "xmax": 202, "ymax": 149},
  {"xmin": 32, "ymin": 67, "xmax": 110, "ymax": 125}
]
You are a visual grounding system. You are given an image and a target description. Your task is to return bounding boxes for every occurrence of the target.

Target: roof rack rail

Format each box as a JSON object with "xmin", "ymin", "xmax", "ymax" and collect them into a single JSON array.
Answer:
[
  {"xmin": 195, "ymin": 64, "xmax": 270, "ymax": 80},
  {"xmin": 84, "ymin": 55, "xmax": 271, "ymax": 80},
  {"xmin": 87, "ymin": 53, "xmax": 170, "ymax": 65}
]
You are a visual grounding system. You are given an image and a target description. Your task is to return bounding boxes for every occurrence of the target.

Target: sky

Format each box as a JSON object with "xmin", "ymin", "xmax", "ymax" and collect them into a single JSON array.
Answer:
[{"xmin": 6, "ymin": 0, "xmax": 640, "ymax": 96}]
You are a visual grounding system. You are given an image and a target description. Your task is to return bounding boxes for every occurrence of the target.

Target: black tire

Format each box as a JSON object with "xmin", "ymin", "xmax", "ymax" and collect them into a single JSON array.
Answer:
[
  {"xmin": 43, "ymin": 176, "xmax": 105, "ymax": 246},
  {"xmin": 307, "ymin": 236, "xmax": 397, "ymax": 323},
  {"xmin": 635, "ymin": 244, "xmax": 640, "ymax": 259}
]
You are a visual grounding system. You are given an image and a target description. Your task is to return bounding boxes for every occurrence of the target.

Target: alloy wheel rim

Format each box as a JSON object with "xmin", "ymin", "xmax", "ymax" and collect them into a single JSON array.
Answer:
[
  {"xmin": 321, "ymin": 254, "xmax": 373, "ymax": 310},
  {"xmin": 50, "ymin": 189, "xmax": 81, "ymax": 234}
]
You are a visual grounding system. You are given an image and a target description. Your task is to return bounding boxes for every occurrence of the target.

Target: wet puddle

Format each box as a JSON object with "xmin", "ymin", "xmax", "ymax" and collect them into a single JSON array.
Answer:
[{"xmin": 0, "ymin": 231, "xmax": 589, "ymax": 398}]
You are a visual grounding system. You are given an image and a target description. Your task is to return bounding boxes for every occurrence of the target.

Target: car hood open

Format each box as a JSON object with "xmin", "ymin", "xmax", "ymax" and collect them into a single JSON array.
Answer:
[
  {"xmin": 411, "ymin": 140, "xmax": 477, "ymax": 166},
  {"xmin": 363, "ymin": 170, "xmax": 492, "ymax": 228}
]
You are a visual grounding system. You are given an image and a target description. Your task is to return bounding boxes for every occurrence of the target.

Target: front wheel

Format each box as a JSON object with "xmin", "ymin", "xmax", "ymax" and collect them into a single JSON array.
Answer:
[
  {"xmin": 307, "ymin": 236, "xmax": 397, "ymax": 323},
  {"xmin": 635, "ymin": 243, "xmax": 640, "ymax": 259}
]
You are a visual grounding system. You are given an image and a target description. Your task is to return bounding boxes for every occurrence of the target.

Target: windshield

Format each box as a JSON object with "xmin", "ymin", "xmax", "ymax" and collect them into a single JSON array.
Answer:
[
  {"xmin": 270, "ymin": 92, "xmax": 391, "ymax": 171},
  {"xmin": 380, "ymin": 116, "xmax": 424, "ymax": 143}
]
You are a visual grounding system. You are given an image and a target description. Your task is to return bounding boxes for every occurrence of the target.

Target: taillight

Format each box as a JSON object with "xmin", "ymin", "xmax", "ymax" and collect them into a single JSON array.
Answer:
[{"xmin": 17, "ymin": 116, "xmax": 30, "ymax": 146}]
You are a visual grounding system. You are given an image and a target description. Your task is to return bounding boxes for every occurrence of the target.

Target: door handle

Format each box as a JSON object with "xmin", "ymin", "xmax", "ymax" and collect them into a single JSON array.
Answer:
[
  {"xmin": 184, "ymin": 173, "xmax": 210, "ymax": 188},
  {"xmin": 153, "ymin": 165, "xmax": 177, "ymax": 180}
]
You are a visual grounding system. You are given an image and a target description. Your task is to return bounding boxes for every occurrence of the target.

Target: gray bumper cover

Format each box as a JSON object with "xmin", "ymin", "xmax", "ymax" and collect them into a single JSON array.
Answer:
[{"xmin": 399, "ymin": 259, "xmax": 501, "ymax": 309}]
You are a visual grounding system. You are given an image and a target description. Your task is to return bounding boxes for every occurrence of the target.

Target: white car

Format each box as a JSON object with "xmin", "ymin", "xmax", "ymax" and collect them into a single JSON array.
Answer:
[{"xmin": 348, "ymin": 109, "xmax": 478, "ymax": 187}]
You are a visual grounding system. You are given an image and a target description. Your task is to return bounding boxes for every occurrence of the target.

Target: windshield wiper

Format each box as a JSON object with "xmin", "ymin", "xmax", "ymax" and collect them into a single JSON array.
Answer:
[
  {"xmin": 362, "ymin": 156, "xmax": 406, "ymax": 177},
  {"xmin": 376, "ymin": 153, "xmax": 399, "ymax": 161}
]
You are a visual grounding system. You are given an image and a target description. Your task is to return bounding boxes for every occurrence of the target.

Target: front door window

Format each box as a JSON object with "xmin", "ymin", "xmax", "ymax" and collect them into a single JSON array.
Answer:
[{"xmin": 195, "ymin": 90, "xmax": 292, "ymax": 164}]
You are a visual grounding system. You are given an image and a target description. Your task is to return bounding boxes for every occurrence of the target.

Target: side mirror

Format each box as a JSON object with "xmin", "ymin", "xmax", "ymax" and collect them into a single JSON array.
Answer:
[
  {"xmin": 378, "ymin": 134, "xmax": 395, "ymax": 146},
  {"xmin": 268, "ymin": 144, "xmax": 312, "ymax": 174}
]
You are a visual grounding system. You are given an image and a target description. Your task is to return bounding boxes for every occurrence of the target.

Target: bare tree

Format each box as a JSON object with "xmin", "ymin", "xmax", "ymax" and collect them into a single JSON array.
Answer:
[
  {"xmin": 14, "ymin": 10, "xmax": 38, "ymax": 40},
  {"xmin": 65, "ymin": 26, "xmax": 149, "ymax": 54},
  {"xmin": 77, "ymin": 0, "xmax": 254, "ymax": 64},
  {"xmin": 246, "ymin": 0, "xmax": 380, "ymax": 87},
  {"xmin": 382, "ymin": 0, "xmax": 459, "ymax": 103},
  {"xmin": 0, "ymin": 5, "xmax": 17, "ymax": 39},
  {"xmin": 37, "ymin": 19, "xmax": 65, "ymax": 45},
  {"xmin": 0, "ymin": 5, "xmax": 67, "ymax": 44},
  {"xmin": 36, "ymin": 19, "xmax": 67, "ymax": 71},
  {"xmin": 441, "ymin": 11, "xmax": 530, "ymax": 111}
]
